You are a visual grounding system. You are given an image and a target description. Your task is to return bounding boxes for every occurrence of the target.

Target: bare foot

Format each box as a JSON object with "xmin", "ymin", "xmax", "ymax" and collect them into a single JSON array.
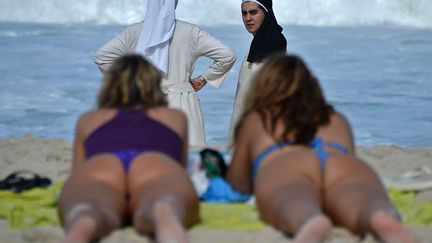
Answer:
[
  {"xmin": 293, "ymin": 214, "xmax": 332, "ymax": 243},
  {"xmin": 152, "ymin": 200, "xmax": 188, "ymax": 243},
  {"xmin": 63, "ymin": 216, "xmax": 97, "ymax": 243},
  {"xmin": 371, "ymin": 211, "xmax": 418, "ymax": 243}
]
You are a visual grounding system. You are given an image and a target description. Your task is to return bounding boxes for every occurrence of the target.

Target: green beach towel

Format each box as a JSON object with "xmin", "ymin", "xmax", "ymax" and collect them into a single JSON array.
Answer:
[{"xmin": 0, "ymin": 183, "xmax": 431, "ymax": 231}]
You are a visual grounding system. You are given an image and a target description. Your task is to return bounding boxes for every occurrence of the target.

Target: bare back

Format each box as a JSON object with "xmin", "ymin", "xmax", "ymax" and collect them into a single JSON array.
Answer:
[{"xmin": 227, "ymin": 110, "xmax": 355, "ymax": 194}]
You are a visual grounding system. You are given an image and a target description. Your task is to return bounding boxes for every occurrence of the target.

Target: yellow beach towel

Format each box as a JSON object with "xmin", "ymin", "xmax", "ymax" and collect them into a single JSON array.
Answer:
[
  {"xmin": 0, "ymin": 183, "xmax": 431, "ymax": 231},
  {"xmin": 388, "ymin": 188, "xmax": 432, "ymax": 226},
  {"xmin": 0, "ymin": 182, "xmax": 62, "ymax": 230},
  {"xmin": 197, "ymin": 203, "xmax": 265, "ymax": 230}
]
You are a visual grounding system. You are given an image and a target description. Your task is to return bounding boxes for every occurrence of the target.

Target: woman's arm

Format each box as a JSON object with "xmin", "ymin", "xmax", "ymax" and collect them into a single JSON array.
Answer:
[
  {"xmin": 226, "ymin": 115, "xmax": 254, "ymax": 194},
  {"xmin": 179, "ymin": 112, "xmax": 189, "ymax": 168},
  {"xmin": 333, "ymin": 111, "xmax": 356, "ymax": 154},
  {"xmin": 72, "ymin": 114, "xmax": 88, "ymax": 171}
]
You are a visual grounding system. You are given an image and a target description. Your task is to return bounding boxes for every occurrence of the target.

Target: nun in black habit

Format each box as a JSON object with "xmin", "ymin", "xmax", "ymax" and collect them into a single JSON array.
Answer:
[{"xmin": 229, "ymin": 0, "xmax": 287, "ymax": 142}]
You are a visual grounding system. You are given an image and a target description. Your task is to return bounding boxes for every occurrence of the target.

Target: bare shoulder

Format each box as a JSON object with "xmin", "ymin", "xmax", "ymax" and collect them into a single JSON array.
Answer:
[
  {"xmin": 76, "ymin": 109, "xmax": 117, "ymax": 136},
  {"xmin": 151, "ymin": 107, "xmax": 186, "ymax": 122},
  {"xmin": 168, "ymin": 108, "xmax": 188, "ymax": 127},
  {"xmin": 167, "ymin": 107, "xmax": 187, "ymax": 120},
  {"xmin": 330, "ymin": 111, "xmax": 351, "ymax": 128},
  {"xmin": 326, "ymin": 111, "xmax": 354, "ymax": 136},
  {"xmin": 328, "ymin": 111, "xmax": 356, "ymax": 152},
  {"xmin": 147, "ymin": 107, "xmax": 187, "ymax": 132},
  {"xmin": 76, "ymin": 110, "xmax": 97, "ymax": 127},
  {"xmin": 79, "ymin": 109, "xmax": 116, "ymax": 122},
  {"xmin": 237, "ymin": 111, "xmax": 263, "ymax": 136}
]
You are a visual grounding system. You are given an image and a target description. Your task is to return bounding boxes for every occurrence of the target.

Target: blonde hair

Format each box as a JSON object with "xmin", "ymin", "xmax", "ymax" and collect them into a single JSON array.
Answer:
[
  {"xmin": 234, "ymin": 54, "xmax": 333, "ymax": 145},
  {"xmin": 98, "ymin": 54, "xmax": 167, "ymax": 109}
]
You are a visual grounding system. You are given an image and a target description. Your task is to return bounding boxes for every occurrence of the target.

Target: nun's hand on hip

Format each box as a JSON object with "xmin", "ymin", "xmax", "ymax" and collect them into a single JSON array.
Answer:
[{"xmin": 189, "ymin": 76, "xmax": 206, "ymax": 92}]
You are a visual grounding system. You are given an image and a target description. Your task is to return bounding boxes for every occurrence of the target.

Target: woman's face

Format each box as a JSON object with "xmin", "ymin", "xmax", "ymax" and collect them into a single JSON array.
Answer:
[{"xmin": 241, "ymin": 2, "xmax": 266, "ymax": 35}]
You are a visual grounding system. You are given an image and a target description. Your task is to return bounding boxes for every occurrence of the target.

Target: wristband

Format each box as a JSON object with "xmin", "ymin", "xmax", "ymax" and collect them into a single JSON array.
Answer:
[{"xmin": 200, "ymin": 76, "xmax": 207, "ymax": 85}]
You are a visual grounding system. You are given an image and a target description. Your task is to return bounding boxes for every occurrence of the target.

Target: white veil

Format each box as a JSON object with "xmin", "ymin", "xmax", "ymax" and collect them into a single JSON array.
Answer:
[{"xmin": 136, "ymin": 0, "xmax": 179, "ymax": 76}]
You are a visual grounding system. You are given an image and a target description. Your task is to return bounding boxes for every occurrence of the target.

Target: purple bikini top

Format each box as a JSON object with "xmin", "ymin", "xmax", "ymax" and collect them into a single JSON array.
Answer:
[{"xmin": 84, "ymin": 109, "xmax": 183, "ymax": 162}]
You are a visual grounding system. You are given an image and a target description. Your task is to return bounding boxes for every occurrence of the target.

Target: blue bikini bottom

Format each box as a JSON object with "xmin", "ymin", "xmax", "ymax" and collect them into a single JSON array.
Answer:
[{"xmin": 252, "ymin": 137, "xmax": 348, "ymax": 178}]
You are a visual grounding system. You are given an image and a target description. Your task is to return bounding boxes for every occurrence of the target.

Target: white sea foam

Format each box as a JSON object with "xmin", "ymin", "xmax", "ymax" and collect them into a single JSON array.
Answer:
[{"xmin": 0, "ymin": 0, "xmax": 431, "ymax": 28}]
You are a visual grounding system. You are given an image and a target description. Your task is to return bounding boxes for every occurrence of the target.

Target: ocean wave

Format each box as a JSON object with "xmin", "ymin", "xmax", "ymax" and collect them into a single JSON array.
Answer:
[
  {"xmin": 0, "ymin": 31, "xmax": 18, "ymax": 37},
  {"xmin": 0, "ymin": 0, "xmax": 431, "ymax": 28},
  {"xmin": 0, "ymin": 29, "xmax": 61, "ymax": 38}
]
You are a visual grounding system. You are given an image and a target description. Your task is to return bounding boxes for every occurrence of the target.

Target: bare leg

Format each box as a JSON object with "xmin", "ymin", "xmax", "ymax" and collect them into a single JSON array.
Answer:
[
  {"xmin": 64, "ymin": 218, "xmax": 95, "ymax": 243},
  {"xmin": 324, "ymin": 156, "xmax": 417, "ymax": 242},
  {"xmin": 255, "ymin": 156, "xmax": 329, "ymax": 241},
  {"xmin": 62, "ymin": 205, "xmax": 97, "ymax": 243},
  {"xmin": 128, "ymin": 154, "xmax": 199, "ymax": 242},
  {"xmin": 58, "ymin": 156, "xmax": 127, "ymax": 242},
  {"xmin": 370, "ymin": 211, "xmax": 418, "ymax": 243},
  {"xmin": 132, "ymin": 191, "xmax": 198, "ymax": 243},
  {"xmin": 59, "ymin": 182, "xmax": 125, "ymax": 243},
  {"xmin": 152, "ymin": 198, "xmax": 188, "ymax": 243},
  {"xmin": 293, "ymin": 214, "xmax": 332, "ymax": 243}
]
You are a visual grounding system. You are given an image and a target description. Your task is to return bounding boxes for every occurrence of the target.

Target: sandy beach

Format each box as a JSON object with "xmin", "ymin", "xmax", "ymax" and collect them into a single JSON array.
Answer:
[{"xmin": 0, "ymin": 135, "xmax": 431, "ymax": 242}]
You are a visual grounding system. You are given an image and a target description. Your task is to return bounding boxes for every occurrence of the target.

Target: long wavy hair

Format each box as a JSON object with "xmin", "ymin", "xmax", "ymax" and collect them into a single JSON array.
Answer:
[
  {"xmin": 98, "ymin": 54, "xmax": 167, "ymax": 109},
  {"xmin": 234, "ymin": 54, "xmax": 333, "ymax": 145}
]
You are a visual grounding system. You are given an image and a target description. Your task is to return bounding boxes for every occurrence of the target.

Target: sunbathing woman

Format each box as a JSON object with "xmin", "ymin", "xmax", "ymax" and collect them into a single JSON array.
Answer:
[
  {"xmin": 226, "ymin": 54, "xmax": 417, "ymax": 243},
  {"xmin": 58, "ymin": 54, "xmax": 199, "ymax": 243}
]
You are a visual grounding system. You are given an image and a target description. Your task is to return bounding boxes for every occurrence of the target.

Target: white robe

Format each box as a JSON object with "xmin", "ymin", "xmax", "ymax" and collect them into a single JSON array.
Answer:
[
  {"xmin": 228, "ymin": 55, "xmax": 263, "ymax": 143},
  {"xmin": 94, "ymin": 20, "xmax": 236, "ymax": 147}
]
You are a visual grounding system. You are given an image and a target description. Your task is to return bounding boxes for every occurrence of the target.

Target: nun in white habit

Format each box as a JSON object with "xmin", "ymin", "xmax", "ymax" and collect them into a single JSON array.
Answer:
[{"xmin": 94, "ymin": 0, "xmax": 236, "ymax": 147}]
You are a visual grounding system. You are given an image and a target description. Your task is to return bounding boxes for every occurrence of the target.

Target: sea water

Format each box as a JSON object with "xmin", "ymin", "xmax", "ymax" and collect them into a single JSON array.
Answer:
[{"xmin": 0, "ymin": 0, "xmax": 431, "ymax": 147}]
